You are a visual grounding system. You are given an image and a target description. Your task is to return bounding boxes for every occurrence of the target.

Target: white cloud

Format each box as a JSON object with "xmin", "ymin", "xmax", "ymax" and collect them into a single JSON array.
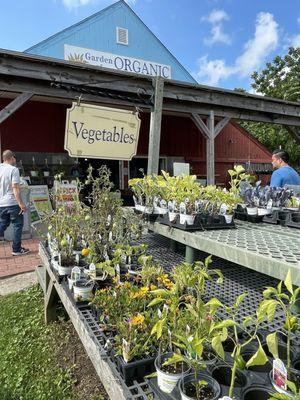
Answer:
[
  {"xmin": 202, "ymin": 9, "xmax": 231, "ymax": 45},
  {"xmin": 195, "ymin": 12, "xmax": 279, "ymax": 86},
  {"xmin": 195, "ymin": 56, "xmax": 232, "ymax": 86},
  {"xmin": 289, "ymin": 34, "xmax": 300, "ymax": 48}
]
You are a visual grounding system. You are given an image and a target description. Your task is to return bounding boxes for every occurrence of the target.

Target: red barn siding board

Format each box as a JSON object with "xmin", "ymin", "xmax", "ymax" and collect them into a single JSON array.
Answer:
[{"xmin": 0, "ymin": 99, "xmax": 68, "ymax": 153}]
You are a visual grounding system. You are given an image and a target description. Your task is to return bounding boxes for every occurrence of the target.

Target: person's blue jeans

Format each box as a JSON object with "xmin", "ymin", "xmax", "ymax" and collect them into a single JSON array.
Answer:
[{"xmin": 0, "ymin": 205, "xmax": 24, "ymax": 252}]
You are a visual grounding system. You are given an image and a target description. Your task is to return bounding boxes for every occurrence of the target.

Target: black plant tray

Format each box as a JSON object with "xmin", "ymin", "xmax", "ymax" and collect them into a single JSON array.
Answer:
[
  {"xmin": 263, "ymin": 210, "xmax": 300, "ymax": 229},
  {"xmin": 134, "ymin": 208, "xmax": 160, "ymax": 222},
  {"xmin": 157, "ymin": 213, "xmax": 236, "ymax": 231},
  {"xmin": 110, "ymin": 352, "xmax": 156, "ymax": 384},
  {"xmin": 234, "ymin": 207, "xmax": 265, "ymax": 223}
]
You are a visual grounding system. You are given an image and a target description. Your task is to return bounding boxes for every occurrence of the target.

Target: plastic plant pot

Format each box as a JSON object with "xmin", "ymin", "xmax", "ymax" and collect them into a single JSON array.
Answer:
[
  {"xmin": 155, "ymin": 352, "xmax": 190, "ymax": 394},
  {"xmin": 179, "ymin": 372, "xmax": 221, "ymax": 400},
  {"xmin": 73, "ymin": 279, "xmax": 94, "ymax": 301},
  {"xmin": 180, "ymin": 214, "xmax": 196, "ymax": 225},
  {"xmin": 246, "ymin": 207, "xmax": 257, "ymax": 215},
  {"xmin": 242, "ymin": 385, "xmax": 275, "ymax": 400},
  {"xmin": 224, "ymin": 214, "xmax": 233, "ymax": 224},
  {"xmin": 211, "ymin": 364, "xmax": 248, "ymax": 388},
  {"xmin": 58, "ymin": 264, "xmax": 72, "ymax": 276},
  {"xmin": 293, "ymin": 355, "xmax": 300, "ymax": 372},
  {"xmin": 257, "ymin": 208, "xmax": 272, "ymax": 216},
  {"xmin": 169, "ymin": 212, "xmax": 178, "ymax": 222}
]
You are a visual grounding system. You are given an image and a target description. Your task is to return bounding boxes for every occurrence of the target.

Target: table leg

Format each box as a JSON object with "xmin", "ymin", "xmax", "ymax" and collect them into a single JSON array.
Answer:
[{"xmin": 185, "ymin": 245, "xmax": 197, "ymax": 263}]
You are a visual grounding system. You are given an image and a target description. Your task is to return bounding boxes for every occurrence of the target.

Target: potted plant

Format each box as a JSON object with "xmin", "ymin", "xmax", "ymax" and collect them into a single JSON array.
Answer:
[
  {"xmin": 43, "ymin": 158, "xmax": 50, "ymax": 177},
  {"xmin": 260, "ymin": 269, "xmax": 300, "ymax": 397}
]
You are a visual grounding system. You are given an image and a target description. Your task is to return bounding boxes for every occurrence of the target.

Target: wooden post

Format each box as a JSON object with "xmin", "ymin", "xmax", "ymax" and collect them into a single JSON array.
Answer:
[
  {"xmin": 147, "ymin": 77, "xmax": 164, "ymax": 175},
  {"xmin": 206, "ymin": 110, "xmax": 215, "ymax": 185},
  {"xmin": 0, "ymin": 92, "xmax": 33, "ymax": 124}
]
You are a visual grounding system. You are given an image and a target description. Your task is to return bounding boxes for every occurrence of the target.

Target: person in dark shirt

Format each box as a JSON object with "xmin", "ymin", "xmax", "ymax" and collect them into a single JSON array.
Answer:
[{"xmin": 270, "ymin": 149, "xmax": 300, "ymax": 187}]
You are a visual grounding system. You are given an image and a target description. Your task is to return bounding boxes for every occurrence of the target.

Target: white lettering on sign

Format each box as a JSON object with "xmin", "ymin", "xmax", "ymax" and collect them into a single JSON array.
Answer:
[{"xmin": 64, "ymin": 44, "xmax": 172, "ymax": 79}]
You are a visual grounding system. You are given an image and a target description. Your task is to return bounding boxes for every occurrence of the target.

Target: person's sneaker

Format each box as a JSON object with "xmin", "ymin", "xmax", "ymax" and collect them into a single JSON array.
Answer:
[{"xmin": 12, "ymin": 247, "xmax": 30, "ymax": 256}]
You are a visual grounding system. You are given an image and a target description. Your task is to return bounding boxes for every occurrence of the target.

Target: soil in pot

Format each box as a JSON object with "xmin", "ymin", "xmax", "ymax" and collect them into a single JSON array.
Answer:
[
  {"xmin": 180, "ymin": 372, "xmax": 221, "ymax": 400},
  {"xmin": 212, "ymin": 365, "xmax": 247, "ymax": 388},
  {"xmin": 183, "ymin": 382, "xmax": 215, "ymax": 399},
  {"xmin": 161, "ymin": 361, "xmax": 188, "ymax": 374},
  {"xmin": 242, "ymin": 385, "xmax": 274, "ymax": 400}
]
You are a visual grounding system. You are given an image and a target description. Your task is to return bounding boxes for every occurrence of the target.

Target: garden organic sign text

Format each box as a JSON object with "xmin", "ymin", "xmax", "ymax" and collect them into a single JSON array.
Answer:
[{"xmin": 65, "ymin": 103, "xmax": 141, "ymax": 160}]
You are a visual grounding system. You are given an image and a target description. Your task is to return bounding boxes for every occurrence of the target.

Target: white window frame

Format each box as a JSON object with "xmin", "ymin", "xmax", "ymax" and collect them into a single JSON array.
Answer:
[{"xmin": 116, "ymin": 27, "xmax": 128, "ymax": 45}]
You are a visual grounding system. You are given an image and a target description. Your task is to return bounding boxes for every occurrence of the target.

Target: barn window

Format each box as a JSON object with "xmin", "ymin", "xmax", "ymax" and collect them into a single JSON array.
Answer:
[{"xmin": 116, "ymin": 27, "xmax": 128, "ymax": 45}]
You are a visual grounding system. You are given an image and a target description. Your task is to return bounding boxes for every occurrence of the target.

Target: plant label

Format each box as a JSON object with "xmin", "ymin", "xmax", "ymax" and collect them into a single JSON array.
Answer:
[
  {"xmin": 272, "ymin": 358, "xmax": 287, "ymax": 390},
  {"xmin": 219, "ymin": 397, "xmax": 233, "ymax": 400}
]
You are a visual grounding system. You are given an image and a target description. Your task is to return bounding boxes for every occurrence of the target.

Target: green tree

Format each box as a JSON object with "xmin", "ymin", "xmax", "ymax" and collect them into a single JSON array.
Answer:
[{"xmin": 237, "ymin": 47, "xmax": 300, "ymax": 166}]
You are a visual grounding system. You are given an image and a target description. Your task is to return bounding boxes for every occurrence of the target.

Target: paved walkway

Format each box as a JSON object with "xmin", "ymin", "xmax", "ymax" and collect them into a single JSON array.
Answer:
[
  {"xmin": 0, "ymin": 271, "xmax": 37, "ymax": 296},
  {"xmin": 0, "ymin": 238, "xmax": 40, "ymax": 278}
]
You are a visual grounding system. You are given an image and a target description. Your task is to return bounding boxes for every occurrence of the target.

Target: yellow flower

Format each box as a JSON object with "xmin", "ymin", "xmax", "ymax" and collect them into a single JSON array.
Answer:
[
  {"xmin": 130, "ymin": 314, "xmax": 145, "ymax": 326},
  {"xmin": 139, "ymin": 286, "xmax": 149, "ymax": 296},
  {"xmin": 150, "ymin": 284, "xmax": 157, "ymax": 291},
  {"xmin": 81, "ymin": 248, "xmax": 90, "ymax": 257},
  {"xmin": 113, "ymin": 276, "xmax": 119, "ymax": 284}
]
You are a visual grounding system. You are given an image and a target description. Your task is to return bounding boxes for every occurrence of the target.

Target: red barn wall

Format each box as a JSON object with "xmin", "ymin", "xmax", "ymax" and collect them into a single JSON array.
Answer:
[{"xmin": 0, "ymin": 99, "xmax": 271, "ymax": 185}]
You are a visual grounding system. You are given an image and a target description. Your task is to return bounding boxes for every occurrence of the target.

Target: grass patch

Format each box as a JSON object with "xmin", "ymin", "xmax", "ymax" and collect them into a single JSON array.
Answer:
[{"xmin": 0, "ymin": 285, "xmax": 106, "ymax": 400}]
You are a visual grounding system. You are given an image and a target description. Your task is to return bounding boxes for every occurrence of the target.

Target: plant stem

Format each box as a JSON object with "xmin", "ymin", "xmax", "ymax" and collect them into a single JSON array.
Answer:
[{"xmin": 229, "ymin": 360, "xmax": 237, "ymax": 398}]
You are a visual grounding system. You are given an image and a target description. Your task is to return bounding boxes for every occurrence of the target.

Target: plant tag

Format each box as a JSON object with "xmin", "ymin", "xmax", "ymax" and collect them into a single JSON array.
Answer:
[
  {"xmin": 219, "ymin": 203, "xmax": 227, "ymax": 215},
  {"xmin": 179, "ymin": 202, "xmax": 186, "ymax": 214},
  {"xmin": 89, "ymin": 263, "xmax": 96, "ymax": 279},
  {"xmin": 71, "ymin": 266, "xmax": 81, "ymax": 281},
  {"xmin": 219, "ymin": 397, "xmax": 233, "ymax": 400},
  {"xmin": 75, "ymin": 253, "xmax": 80, "ymax": 264},
  {"xmin": 109, "ymin": 231, "xmax": 113, "ymax": 241},
  {"xmin": 121, "ymin": 254, "xmax": 127, "ymax": 263},
  {"xmin": 122, "ymin": 339, "xmax": 130, "ymax": 363},
  {"xmin": 272, "ymin": 358, "xmax": 287, "ymax": 390},
  {"xmin": 115, "ymin": 264, "xmax": 120, "ymax": 275}
]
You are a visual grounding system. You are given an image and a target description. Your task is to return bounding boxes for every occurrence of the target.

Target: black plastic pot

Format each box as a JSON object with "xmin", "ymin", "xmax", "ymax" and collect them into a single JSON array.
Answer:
[
  {"xmin": 179, "ymin": 372, "xmax": 221, "ymax": 400},
  {"xmin": 211, "ymin": 364, "xmax": 248, "ymax": 388},
  {"xmin": 293, "ymin": 355, "xmax": 300, "ymax": 372},
  {"xmin": 116, "ymin": 354, "xmax": 156, "ymax": 383},
  {"xmin": 262, "ymin": 341, "xmax": 292, "ymax": 363},
  {"xmin": 242, "ymin": 384, "xmax": 275, "ymax": 400}
]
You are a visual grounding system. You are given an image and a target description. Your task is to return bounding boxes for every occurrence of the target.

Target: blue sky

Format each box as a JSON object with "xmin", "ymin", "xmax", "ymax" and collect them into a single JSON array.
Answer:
[{"xmin": 1, "ymin": 0, "xmax": 299, "ymax": 90}]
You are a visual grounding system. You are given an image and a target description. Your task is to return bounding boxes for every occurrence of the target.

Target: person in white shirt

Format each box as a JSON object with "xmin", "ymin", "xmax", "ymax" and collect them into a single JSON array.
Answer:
[{"xmin": 0, "ymin": 149, "xmax": 30, "ymax": 256}]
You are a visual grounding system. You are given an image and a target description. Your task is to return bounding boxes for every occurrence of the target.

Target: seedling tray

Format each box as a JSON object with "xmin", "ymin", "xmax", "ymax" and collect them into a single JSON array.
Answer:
[
  {"xmin": 110, "ymin": 352, "xmax": 156, "ymax": 384},
  {"xmin": 133, "ymin": 209, "xmax": 160, "ymax": 222},
  {"xmin": 263, "ymin": 210, "xmax": 300, "ymax": 229},
  {"xmin": 157, "ymin": 213, "xmax": 236, "ymax": 231}
]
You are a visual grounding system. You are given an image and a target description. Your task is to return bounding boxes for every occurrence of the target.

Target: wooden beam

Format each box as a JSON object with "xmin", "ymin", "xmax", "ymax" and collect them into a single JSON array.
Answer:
[
  {"xmin": 1, "ymin": 50, "xmax": 300, "ymax": 124},
  {"xmin": 206, "ymin": 110, "xmax": 215, "ymax": 185},
  {"xmin": 286, "ymin": 126, "xmax": 300, "ymax": 144},
  {"xmin": 0, "ymin": 92, "xmax": 33, "ymax": 124},
  {"xmin": 191, "ymin": 113, "xmax": 210, "ymax": 138},
  {"xmin": 44, "ymin": 272, "xmax": 58, "ymax": 324},
  {"xmin": 147, "ymin": 76, "xmax": 164, "ymax": 174},
  {"xmin": 214, "ymin": 117, "xmax": 231, "ymax": 138}
]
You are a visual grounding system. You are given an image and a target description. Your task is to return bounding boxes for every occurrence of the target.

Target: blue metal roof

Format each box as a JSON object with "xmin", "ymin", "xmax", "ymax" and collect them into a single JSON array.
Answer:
[{"xmin": 25, "ymin": 0, "xmax": 196, "ymax": 83}]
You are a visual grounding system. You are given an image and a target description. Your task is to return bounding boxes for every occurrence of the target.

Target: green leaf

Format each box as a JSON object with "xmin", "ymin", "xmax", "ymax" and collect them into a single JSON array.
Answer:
[
  {"xmin": 151, "ymin": 319, "xmax": 165, "ymax": 339},
  {"xmin": 266, "ymin": 332, "xmax": 278, "ymax": 359},
  {"xmin": 150, "ymin": 289, "xmax": 169, "ymax": 297},
  {"xmin": 235, "ymin": 354, "xmax": 246, "ymax": 370},
  {"xmin": 162, "ymin": 353, "xmax": 185, "ymax": 367},
  {"xmin": 144, "ymin": 372, "xmax": 157, "ymax": 378},
  {"xmin": 213, "ymin": 320, "xmax": 237, "ymax": 330},
  {"xmin": 284, "ymin": 269, "xmax": 293, "ymax": 295},
  {"xmin": 245, "ymin": 344, "xmax": 268, "ymax": 368},
  {"xmin": 212, "ymin": 336, "xmax": 225, "ymax": 360},
  {"xmin": 242, "ymin": 316, "xmax": 253, "ymax": 326},
  {"xmin": 286, "ymin": 380, "xmax": 297, "ymax": 394},
  {"xmin": 235, "ymin": 293, "xmax": 247, "ymax": 308},
  {"xmin": 205, "ymin": 298, "xmax": 223, "ymax": 309},
  {"xmin": 147, "ymin": 298, "xmax": 164, "ymax": 307}
]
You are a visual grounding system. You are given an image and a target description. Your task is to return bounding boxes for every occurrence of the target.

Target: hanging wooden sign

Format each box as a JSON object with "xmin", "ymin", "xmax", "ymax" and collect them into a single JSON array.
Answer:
[{"xmin": 64, "ymin": 103, "xmax": 141, "ymax": 160}]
